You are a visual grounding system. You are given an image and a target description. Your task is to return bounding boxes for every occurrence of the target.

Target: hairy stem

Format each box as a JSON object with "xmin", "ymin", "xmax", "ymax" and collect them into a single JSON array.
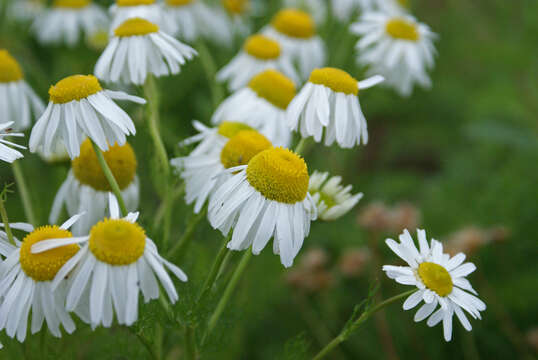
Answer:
[
  {"xmin": 11, "ymin": 161, "xmax": 37, "ymax": 226},
  {"xmin": 197, "ymin": 233, "xmax": 232, "ymax": 305},
  {"xmin": 0, "ymin": 195, "xmax": 15, "ymax": 245},
  {"xmin": 167, "ymin": 207, "xmax": 207, "ymax": 259}
]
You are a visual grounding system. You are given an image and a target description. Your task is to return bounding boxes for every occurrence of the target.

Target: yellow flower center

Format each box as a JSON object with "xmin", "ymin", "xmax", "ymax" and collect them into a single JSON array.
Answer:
[
  {"xmin": 246, "ymin": 147, "xmax": 309, "ymax": 204},
  {"xmin": 116, "ymin": 0, "xmax": 155, "ymax": 7},
  {"xmin": 248, "ymin": 70, "xmax": 296, "ymax": 110},
  {"xmin": 114, "ymin": 18, "xmax": 159, "ymax": 37},
  {"xmin": 20, "ymin": 226, "xmax": 79, "ymax": 282},
  {"xmin": 49, "ymin": 74, "xmax": 102, "ymax": 104},
  {"xmin": 0, "ymin": 50, "xmax": 23, "ymax": 83},
  {"xmin": 417, "ymin": 262, "xmax": 453, "ymax": 297},
  {"xmin": 244, "ymin": 35, "xmax": 280, "ymax": 60},
  {"xmin": 222, "ymin": 0, "xmax": 248, "ymax": 15},
  {"xmin": 166, "ymin": 0, "xmax": 194, "ymax": 5},
  {"xmin": 89, "ymin": 219, "xmax": 146, "ymax": 265},
  {"xmin": 72, "ymin": 139, "xmax": 137, "ymax": 192},
  {"xmin": 220, "ymin": 130, "xmax": 272, "ymax": 169},
  {"xmin": 385, "ymin": 18, "xmax": 419, "ymax": 41},
  {"xmin": 53, "ymin": 0, "xmax": 91, "ymax": 8},
  {"xmin": 217, "ymin": 121, "xmax": 254, "ymax": 138},
  {"xmin": 271, "ymin": 9, "xmax": 315, "ymax": 39},
  {"xmin": 309, "ymin": 68, "xmax": 358, "ymax": 95}
]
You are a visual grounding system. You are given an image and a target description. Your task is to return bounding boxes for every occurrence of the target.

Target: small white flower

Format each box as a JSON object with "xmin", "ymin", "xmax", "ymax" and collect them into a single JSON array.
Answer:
[
  {"xmin": 95, "ymin": 17, "xmax": 197, "ymax": 85},
  {"xmin": 283, "ymin": 0, "xmax": 327, "ymax": 24},
  {"xmin": 383, "ymin": 229, "xmax": 486, "ymax": 342},
  {"xmin": 109, "ymin": 0, "xmax": 166, "ymax": 32},
  {"xmin": 0, "ymin": 122, "xmax": 26, "ymax": 163},
  {"xmin": 287, "ymin": 67, "xmax": 384, "ymax": 148}
]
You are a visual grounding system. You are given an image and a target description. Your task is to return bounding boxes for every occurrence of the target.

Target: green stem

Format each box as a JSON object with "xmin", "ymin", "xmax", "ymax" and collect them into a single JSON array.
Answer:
[
  {"xmin": 11, "ymin": 161, "xmax": 37, "ymax": 226},
  {"xmin": 294, "ymin": 137, "xmax": 310, "ymax": 156},
  {"xmin": 196, "ymin": 234, "xmax": 232, "ymax": 305},
  {"xmin": 196, "ymin": 40, "xmax": 225, "ymax": 109},
  {"xmin": 312, "ymin": 289, "xmax": 416, "ymax": 360},
  {"xmin": 0, "ymin": 195, "xmax": 15, "ymax": 245},
  {"xmin": 166, "ymin": 207, "xmax": 207, "ymax": 259},
  {"xmin": 154, "ymin": 183, "xmax": 185, "ymax": 229},
  {"xmin": 185, "ymin": 325, "xmax": 197, "ymax": 360},
  {"xmin": 90, "ymin": 140, "xmax": 128, "ymax": 216}
]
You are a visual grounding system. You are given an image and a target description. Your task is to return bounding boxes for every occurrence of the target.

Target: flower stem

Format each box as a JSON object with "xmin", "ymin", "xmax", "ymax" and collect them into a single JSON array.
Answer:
[
  {"xmin": 312, "ymin": 289, "xmax": 416, "ymax": 360},
  {"xmin": 294, "ymin": 137, "xmax": 310, "ymax": 156},
  {"xmin": 90, "ymin": 140, "xmax": 128, "ymax": 217},
  {"xmin": 166, "ymin": 207, "xmax": 207, "ymax": 259},
  {"xmin": 196, "ymin": 233, "xmax": 232, "ymax": 305},
  {"xmin": 196, "ymin": 40, "xmax": 225, "ymax": 109},
  {"xmin": 185, "ymin": 325, "xmax": 197, "ymax": 360},
  {"xmin": 0, "ymin": 194, "xmax": 16, "ymax": 245},
  {"xmin": 11, "ymin": 161, "xmax": 37, "ymax": 226}
]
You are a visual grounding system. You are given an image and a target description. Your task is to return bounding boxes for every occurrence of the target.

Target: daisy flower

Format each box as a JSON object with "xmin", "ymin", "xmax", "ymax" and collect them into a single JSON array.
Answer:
[
  {"xmin": 94, "ymin": 17, "xmax": 197, "ymax": 86},
  {"xmin": 33, "ymin": 0, "xmax": 109, "ymax": 47},
  {"xmin": 283, "ymin": 0, "xmax": 327, "ymax": 24},
  {"xmin": 0, "ymin": 214, "xmax": 86, "ymax": 342},
  {"xmin": 50, "ymin": 139, "xmax": 139, "ymax": 235},
  {"xmin": 331, "ymin": 0, "xmax": 375, "ymax": 22},
  {"xmin": 351, "ymin": 12, "xmax": 437, "ymax": 96},
  {"xmin": 287, "ymin": 67, "xmax": 384, "ymax": 148},
  {"xmin": 172, "ymin": 130, "xmax": 272, "ymax": 214},
  {"xmin": 7, "ymin": 0, "xmax": 45, "ymax": 23},
  {"xmin": 0, "ymin": 122, "xmax": 26, "ymax": 163},
  {"xmin": 383, "ymin": 229, "xmax": 486, "ymax": 341},
  {"xmin": 109, "ymin": 0, "xmax": 165, "ymax": 32},
  {"xmin": 208, "ymin": 147, "xmax": 317, "ymax": 268},
  {"xmin": 308, "ymin": 171, "xmax": 363, "ymax": 221},
  {"xmin": 263, "ymin": 9, "xmax": 326, "ymax": 80},
  {"xmin": 161, "ymin": 0, "xmax": 219, "ymax": 42},
  {"xmin": 0, "ymin": 50, "xmax": 45, "ymax": 131},
  {"xmin": 29, "ymin": 74, "xmax": 145, "ymax": 159},
  {"xmin": 31, "ymin": 194, "xmax": 188, "ymax": 328},
  {"xmin": 212, "ymin": 69, "xmax": 296, "ymax": 148}
]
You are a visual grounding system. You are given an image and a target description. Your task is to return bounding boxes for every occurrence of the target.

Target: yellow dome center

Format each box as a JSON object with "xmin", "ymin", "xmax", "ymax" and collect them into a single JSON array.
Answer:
[
  {"xmin": 220, "ymin": 130, "xmax": 272, "ymax": 169},
  {"xmin": 53, "ymin": 0, "xmax": 90, "ymax": 8},
  {"xmin": 114, "ymin": 18, "xmax": 159, "ymax": 37},
  {"xmin": 166, "ymin": 0, "xmax": 194, "ymax": 5},
  {"xmin": 20, "ymin": 226, "xmax": 79, "ymax": 282},
  {"xmin": 217, "ymin": 121, "xmax": 254, "ymax": 138},
  {"xmin": 246, "ymin": 147, "xmax": 309, "ymax": 204},
  {"xmin": 248, "ymin": 70, "xmax": 296, "ymax": 110},
  {"xmin": 0, "ymin": 50, "xmax": 23, "ymax": 83},
  {"xmin": 309, "ymin": 68, "xmax": 358, "ymax": 95},
  {"xmin": 89, "ymin": 219, "xmax": 146, "ymax": 265},
  {"xmin": 244, "ymin": 35, "xmax": 280, "ymax": 60},
  {"xmin": 222, "ymin": 0, "xmax": 248, "ymax": 15},
  {"xmin": 417, "ymin": 262, "xmax": 453, "ymax": 297},
  {"xmin": 117, "ymin": 0, "xmax": 155, "ymax": 6},
  {"xmin": 49, "ymin": 75, "xmax": 102, "ymax": 104},
  {"xmin": 386, "ymin": 18, "xmax": 419, "ymax": 41},
  {"xmin": 72, "ymin": 139, "xmax": 137, "ymax": 192},
  {"xmin": 271, "ymin": 9, "xmax": 315, "ymax": 39}
]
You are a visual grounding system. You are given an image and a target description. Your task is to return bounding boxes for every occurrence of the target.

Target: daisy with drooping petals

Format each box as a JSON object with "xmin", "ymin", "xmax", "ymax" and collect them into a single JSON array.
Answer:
[
  {"xmin": 212, "ymin": 69, "xmax": 296, "ymax": 148},
  {"xmin": 0, "ymin": 122, "xmax": 26, "ymax": 163},
  {"xmin": 287, "ymin": 67, "xmax": 384, "ymax": 148},
  {"xmin": 0, "ymin": 214, "xmax": 86, "ymax": 342},
  {"xmin": 109, "ymin": 0, "xmax": 165, "ymax": 32},
  {"xmin": 50, "ymin": 139, "xmax": 139, "ymax": 235},
  {"xmin": 32, "ymin": 194, "xmax": 188, "ymax": 328},
  {"xmin": 33, "ymin": 0, "xmax": 108, "ymax": 47},
  {"xmin": 263, "ymin": 9, "xmax": 326, "ymax": 80},
  {"xmin": 351, "ymin": 12, "xmax": 437, "ymax": 96},
  {"xmin": 308, "ymin": 171, "xmax": 363, "ymax": 221},
  {"xmin": 331, "ymin": 0, "xmax": 374, "ymax": 22},
  {"xmin": 29, "ymin": 74, "xmax": 145, "ymax": 159},
  {"xmin": 283, "ymin": 0, "xmax": 326, "ymax": 24},
  {"xmin": 208, "ymin": 147, "xmax": 317, "ymax": 268},
  {"xmin": 172, "ymin": 130, "xmax": 272, "ymax": 214},
  {"xmin": 383, "ymin": 229, "xmax": 486, "ymax": 341},
  {"xmin": 95, "ymin": 18, "xmax": 197, "ymax": 86},
  {"xmin": 0, "ymin": 50, "xmax": 45, "ymax": 131}
]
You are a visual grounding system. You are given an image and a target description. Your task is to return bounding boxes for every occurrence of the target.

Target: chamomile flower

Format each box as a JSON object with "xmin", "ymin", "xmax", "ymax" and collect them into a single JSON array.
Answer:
[
  {"xmin": 208, "ymin": 147, "xmax": 317, "ymax": 268},
  {"xmin": 50, "ymin": 139, "xmax": 139, "ymax": 235},
  {"xmin": 8, "ymin": 0, "xmax": 45, "ymax": 22},
  {"xmin": 0, "ymin": 122, "xmax": 26, "ymax": 163},
  {"xmin": 0, "ymin": 50, "xmax": 45, "ymax": 131},
  {"xmin": 0, "ymin": 214, "xmax": 86, "ymax": 342},
  {"xmin": 94, "ymin": 18, "xmax": 197, "ymax": 86},
  {"xmin": 29, "ymin": 74, "xmax": 145, "ymax": 159},
  {"xmin": 263, "ymin": 9, "xmax": 326, "ymax": 80},
  {"xmin": 33, "ymin": 0, "xmax": 109, "ymax": 47},
  {"xmin": 172, "ymin": 130, "xmax": 272, "ymax": 214},
  {"xmin": 161, "ymin": 0, "xmax": 215, "ymax": 42},
  {"xmin": 283, "ymin": 0, "xmax": 327, "ymax": 24},
  {"xmin": 287, "ymin": 67, "xmax": 384, "ymax": 148},
  {"xmin": 32, "ymin": 194, "xmax": 188, "ymax": 328},
  {"xmin": 212, "ymin": 69, "xmax": 296, "ymax": 148},
  {"xmin": 110, "ymin": 0, "xmax": 165, "ymax": 32},
  {"xmin": 351, "ymin": 12, "xmax": 437, "ymax": 96},
  {"xmin": 383, "ymin": 229, "xmax": 486, "ymax": 341},
  {"xmin": 331, "ymin": 0, "xmax": 375, "ymax": 22},
  {"xmin": 308, "ymin": 171, "xmax": 363, "ymax": 221}
]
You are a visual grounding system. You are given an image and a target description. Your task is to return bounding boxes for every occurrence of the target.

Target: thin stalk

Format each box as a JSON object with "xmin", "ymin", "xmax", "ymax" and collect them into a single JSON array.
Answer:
[
  {"xmin": 196, "ymin": 40, "xmax": 225, "ymax": 109},
  {"xmin": 0, "ymin": 195, "xmax": 15, "ymax": 245},
  {"xmin": 196, "ymin": 233, "xmax": 232, "ymax": 305},
  {"xmin": 11, "ymin": 161, "xmax": 37, "ymax": 226},
  {"xmin": 90, "ymin": 140, "xmax": 128, "ymax": 216},
  {"xmin": 167, "ymin": 207, "xmax": 207, "ymax": 259},
  {"xmin": 185, "ymin": 325, "xmax": 197, "ymax": 360},
  {"xmin": 154, "ymin": 183, "xmax": 185, "ymax": 229},
  {"xmin": 294, "ymin": 137, "xmax": 310, "ymax": 156}
]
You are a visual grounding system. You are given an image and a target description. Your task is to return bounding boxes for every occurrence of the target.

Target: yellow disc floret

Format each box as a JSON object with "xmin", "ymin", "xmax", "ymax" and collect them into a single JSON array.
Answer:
[
  {"xmin": 222, "ymin": 0, "xmax": 248, "ymax": 15},
  {"xmin": 220, "ymin": 130, "xmax": 272, "ymax": 169},
  {"xmin": 0, "ymin": 50, "xmax": 23, "ymax": 83},
  {"xmin": 271, "ymin": 9, "xmax": 315, "ymax": 39},
  {"xmin": 248, "ymin": 70, "xmax": 296, "ymax": 110},
  {"xmin": 20, "ymin": 226, "xmax": 79, "ymax": 282},
  {"xmin": 72, "ymin": 139, "xmax": 137, "ymax": 191},
  {"xmin": 166, "ymin": 0, "xmax": 194, "ymax": 5},
  {"xmin": 89, "ymin": 219, "xmax": 146, "ymax": 265},
  {"xmin": 217, "ymin": 121, "xmax": 254, "ymax": 138},
  {"xmin": 244, "ymin": 35, "xmax": 280, "ymax": 60},
  {"xmin": 53, "ymin": 0, "xmax": 90, "ymax": 8},
  {"xmin": 49, "ymin": 75, "xmax": 102, "ymax": 104},
  {"xmin": 117, "ymin": 0, "xmax": 155, "ymax": 6},
  {"xmin": 114, "ymin": 18, "xmax": 159, "ymax": 37},
  {"xmin": 417, "ymin": 262, "xmax": 453, "ymax": 297},
  {"xmin": 246, "ymin": 147, "xmax": 309, "ymax": 204},
  {"xmin": 309, "ymin": 68, "xmax": 358, "ymax": 95},
  {"xmin": 386, "ymin": 18, "xmax": 419, "ymax": 41}
]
